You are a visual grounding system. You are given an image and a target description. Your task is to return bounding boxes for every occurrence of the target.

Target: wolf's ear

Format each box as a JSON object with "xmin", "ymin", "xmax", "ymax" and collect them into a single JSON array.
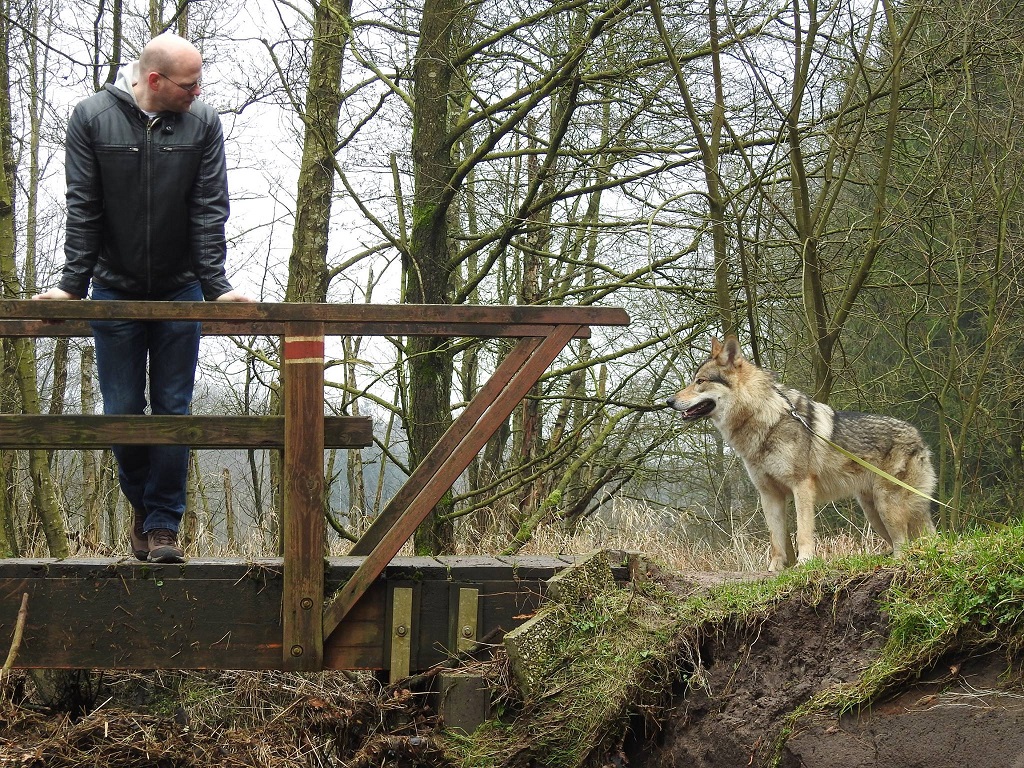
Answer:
[
  {"xmin": 721, "ymin": 334, "xmax": 744, "ymax": 365},
  {"xmin": 710, "ymin": 337, "xmax": 723, "ymax": 357}
]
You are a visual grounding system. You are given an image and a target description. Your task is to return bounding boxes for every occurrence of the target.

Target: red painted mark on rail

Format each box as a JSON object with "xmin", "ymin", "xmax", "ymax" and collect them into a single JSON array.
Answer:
[{"xmin": 283, "ymin": 337, "xmax": 324, "ymax": 363}]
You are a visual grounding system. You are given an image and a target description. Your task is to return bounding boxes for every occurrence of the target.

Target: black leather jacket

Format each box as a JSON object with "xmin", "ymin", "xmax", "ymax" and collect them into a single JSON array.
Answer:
[{"xmin": 58, "ymin": 83, "xmax": 234, "ymax": 300}]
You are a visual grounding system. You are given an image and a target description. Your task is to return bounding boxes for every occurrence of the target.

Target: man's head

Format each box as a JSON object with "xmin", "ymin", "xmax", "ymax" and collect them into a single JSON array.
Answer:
[{"xmin": 134, "ymin": 34, "xmax": 203, "ymax": 113}]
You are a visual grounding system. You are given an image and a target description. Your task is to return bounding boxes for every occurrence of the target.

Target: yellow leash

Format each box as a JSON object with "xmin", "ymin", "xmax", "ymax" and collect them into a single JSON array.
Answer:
[{"xmin": 785, "ymin": 403, "xmax": 952, "ymax": 510}]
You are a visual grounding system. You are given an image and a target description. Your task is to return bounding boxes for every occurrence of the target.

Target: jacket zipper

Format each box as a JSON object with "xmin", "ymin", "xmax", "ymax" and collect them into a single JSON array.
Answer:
[{"xmin": 145, "ymin": 116, "xmax": 160, "ymax": 294}]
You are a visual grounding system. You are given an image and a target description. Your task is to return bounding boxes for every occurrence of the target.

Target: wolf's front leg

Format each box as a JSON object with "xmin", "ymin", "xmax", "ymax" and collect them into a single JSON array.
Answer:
[
  {"xmin": 760, "ymin": 490, "xmax": 792, "ymax": 571},
  {"xmin": 792, "ymin": 480, "xmax": 817, "ymax": 564}
]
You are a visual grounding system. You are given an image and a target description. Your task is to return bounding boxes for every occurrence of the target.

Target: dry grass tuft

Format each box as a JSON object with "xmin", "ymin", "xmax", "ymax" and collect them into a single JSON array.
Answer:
[
  {"xmin": 453, "ymin": 498, "xmax": 886, "ymax": 573},
  {"xmin": 57, "ymin": 494, "xmax": 887, "ymax": 569}
]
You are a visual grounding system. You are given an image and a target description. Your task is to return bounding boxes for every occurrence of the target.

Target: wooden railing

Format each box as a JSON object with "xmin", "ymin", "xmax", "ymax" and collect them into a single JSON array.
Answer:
[{"xmin": 0, "ymin": 300, "xmax": 630, "ymax": 671}]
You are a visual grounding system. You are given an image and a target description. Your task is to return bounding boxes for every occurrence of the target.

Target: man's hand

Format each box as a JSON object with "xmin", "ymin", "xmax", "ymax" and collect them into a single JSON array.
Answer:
[
  {"xmin": 32, "ymin": 288, "xmax": 81, "ymax": 300},
  {"xmin": 215, "ymin": 290, "xmax": 257, "ymax": 303}
]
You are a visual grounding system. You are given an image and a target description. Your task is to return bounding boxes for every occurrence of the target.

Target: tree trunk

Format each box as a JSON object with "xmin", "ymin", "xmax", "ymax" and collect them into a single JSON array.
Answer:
[
  {"xmin": 284, "ymin": 0, "xmax": 350, "ymax": 303},
  {"xmin": 652, "ymin": 0, "xmax": 734, "ymax": 336},
  {"xmin": 406, "ymin": 0, "xmax": 464, "ymax": 554},
  {"xmin": 0, "ymin": 12, "xmax": 67, "ymax": 558},
  {"xmin": 223, "ymin": 467, "xmax": 235, "ymax": 551},
  {"xmin": 81, "ymin": 346, "xmax": 100, "ymax": 544},
  {"xmin": 274, "ymin": 0, "xmax": 351, "ymax": 552}
]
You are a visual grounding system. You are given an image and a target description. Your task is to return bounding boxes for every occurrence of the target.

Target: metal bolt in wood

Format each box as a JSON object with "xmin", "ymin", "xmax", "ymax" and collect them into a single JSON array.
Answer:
[
  {"xmin": 389, "ymin": 587, "xmax": 414, "ymax": 683},
  {"xmin": 457, "ymin": 588, "xmax": 479, "ymax": 653}
]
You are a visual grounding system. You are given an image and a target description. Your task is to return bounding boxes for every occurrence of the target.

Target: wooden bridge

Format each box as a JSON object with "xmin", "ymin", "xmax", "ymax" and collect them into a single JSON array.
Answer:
[{"xmin": 0, "ymin": 301, "xmax": 630, "ymax": 678}]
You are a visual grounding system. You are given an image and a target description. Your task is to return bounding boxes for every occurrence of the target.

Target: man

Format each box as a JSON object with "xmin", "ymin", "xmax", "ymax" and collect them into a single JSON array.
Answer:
[{"xmin": 34, "ymin": 34, "xmax": 254, "ymax": 563}]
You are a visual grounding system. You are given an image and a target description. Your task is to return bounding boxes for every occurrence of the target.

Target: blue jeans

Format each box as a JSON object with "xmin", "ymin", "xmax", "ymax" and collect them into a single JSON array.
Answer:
[{"xmin": 90, "ymin": 282, "xmax": 203, "ymax": 534}]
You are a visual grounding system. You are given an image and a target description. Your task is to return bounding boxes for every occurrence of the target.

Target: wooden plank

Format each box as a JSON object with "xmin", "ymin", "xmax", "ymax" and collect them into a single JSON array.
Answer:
[
  {"xmin": 0, "ymin": 557, "xmax": 280, "ymax": 579},
  {"xmin": 0, "ymin": 560, "xmax": 286, "ymax": 669},
  {"xmin": 439, "ymin": 555, "xmax": 533, "ymax": 581},
  {"xmin": 383, "ymin": 557, "xmax": 450, "ymax": 580},
  {"xmin": 0, "ymin": 415, "xmax": 372, "ymax": 448},
  {"xmin": 327, "ymin": 557, "xmax": 448, "ymax": 584},
  {"xmin": 0, "ymin": 560, "xmax": 394, "ymax": 671},
  {"xmin": 415, "ymin": 580, "xmax": 456, "ymax": 669},
  {"xmin": 323, "ymin": 325, "xmax": 582, "ymax": 639},
  {"xmin": 0, "ymin": 557, "xmax": 620, "ymax": 670},
  {"xmin": 0, "ymin": 556, "xmax": 509, "ymax": 581},
  {"xmin": 281, "ymin": 323, "xmax": 325, "ymax": 671},
  {"xmin": 0, "ymin": 299, "xmax": 630, "ymax": 328},
  {"xmin": 495, "ymin": 555, "xmax": 587, "ymax": 580},
  {"xmin": 0, "ymin": 319, "xmax": 594, "ymax": 339},
  {"xmin": 322, "ymin": 581, "xmax": 388, "ymax": 670},
  {"xmin": 477, "ymin": 579, "xmax": 547, "ymax": 632}
]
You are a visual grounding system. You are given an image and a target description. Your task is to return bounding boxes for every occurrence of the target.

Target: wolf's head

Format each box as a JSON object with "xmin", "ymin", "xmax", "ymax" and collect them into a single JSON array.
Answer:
[{"xmin": 666, "ymin": 335, "xmax": 752, "ymax": 422}]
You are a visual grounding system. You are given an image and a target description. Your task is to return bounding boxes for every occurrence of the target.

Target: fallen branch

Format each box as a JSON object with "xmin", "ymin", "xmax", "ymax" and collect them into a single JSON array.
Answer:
[{"xmin": 3, "ymin": 592, "xmax": 29, "ymax": 672}]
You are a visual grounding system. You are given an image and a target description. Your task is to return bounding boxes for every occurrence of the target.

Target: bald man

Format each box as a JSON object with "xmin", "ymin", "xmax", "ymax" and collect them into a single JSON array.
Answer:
[{"xmin": 34, "ymin": 34, "xmax": 253, "ymax": 563}]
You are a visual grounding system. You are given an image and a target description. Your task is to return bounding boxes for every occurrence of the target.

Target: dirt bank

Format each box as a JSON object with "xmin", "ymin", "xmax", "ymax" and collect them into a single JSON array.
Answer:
[{"xmin": 632, "ymin": 569, "xmax": 1024, "ymax": 768}]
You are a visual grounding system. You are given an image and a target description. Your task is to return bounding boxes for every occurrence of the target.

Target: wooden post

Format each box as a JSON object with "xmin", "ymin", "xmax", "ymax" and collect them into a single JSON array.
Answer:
[{"xmin": 281, "ymin": 322, "xmax": 326, "ymax": 670}]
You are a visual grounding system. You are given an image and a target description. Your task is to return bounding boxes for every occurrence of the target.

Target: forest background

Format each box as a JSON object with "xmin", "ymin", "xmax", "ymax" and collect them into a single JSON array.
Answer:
[{"xmin": 0, "ymin": 0, "xmax": 1020, "ymax": 562}]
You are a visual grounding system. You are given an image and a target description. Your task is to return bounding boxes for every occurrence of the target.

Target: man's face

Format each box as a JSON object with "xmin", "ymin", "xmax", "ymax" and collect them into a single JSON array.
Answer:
[{"xmin": 152, "ymin": 60, "xmax": 202, "ymax": 113}]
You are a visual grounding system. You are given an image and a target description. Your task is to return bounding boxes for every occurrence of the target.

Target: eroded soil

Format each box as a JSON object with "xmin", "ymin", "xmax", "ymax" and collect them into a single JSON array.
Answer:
[{"xmin": 634, "ymin": 569, "xmax": 1024, "ymax": 768}]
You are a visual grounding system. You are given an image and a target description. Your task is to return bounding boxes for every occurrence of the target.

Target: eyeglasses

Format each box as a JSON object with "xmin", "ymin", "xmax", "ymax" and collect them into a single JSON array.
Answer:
[{"xmin": 157, "ymin": 72, "xmax": 201, "ymax": 93}]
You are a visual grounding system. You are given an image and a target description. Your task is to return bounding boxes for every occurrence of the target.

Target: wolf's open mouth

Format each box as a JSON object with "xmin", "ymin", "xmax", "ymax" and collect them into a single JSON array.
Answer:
[{"xmin": 680, "ymin": 399, "xmax": 715, "ymax": 420}]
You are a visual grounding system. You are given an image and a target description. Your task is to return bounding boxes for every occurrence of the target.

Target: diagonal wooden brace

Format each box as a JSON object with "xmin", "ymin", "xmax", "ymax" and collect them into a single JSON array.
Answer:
[
  {"xmin": 348, "ymin": 335, "xmax": 545, "ymax": 557},
  {"xmin": 322, "ymin": 324, "xmax": 582, "ymax": 641}
]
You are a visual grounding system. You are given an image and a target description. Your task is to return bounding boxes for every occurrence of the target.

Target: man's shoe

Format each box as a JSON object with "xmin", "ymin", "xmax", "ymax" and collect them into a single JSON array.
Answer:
[
  {"xmin": 147, "ymin": 529, "xmax": 185, "ymax": 563},
  {"xmin": 130, "ymin": 507, "xmax": 149, "ymax": 561}
]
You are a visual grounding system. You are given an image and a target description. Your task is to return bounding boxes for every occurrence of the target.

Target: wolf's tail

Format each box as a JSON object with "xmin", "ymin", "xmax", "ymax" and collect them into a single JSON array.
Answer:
[{"xmin": 907, "ymin": 443, "xmax": 938, "ymax": 537}]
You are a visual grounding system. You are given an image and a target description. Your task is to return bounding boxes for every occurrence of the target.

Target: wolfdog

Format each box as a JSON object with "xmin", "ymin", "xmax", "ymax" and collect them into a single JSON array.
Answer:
[{"xmin": 667, "ymin": 336, "xmax": 937, "ymax": 570}]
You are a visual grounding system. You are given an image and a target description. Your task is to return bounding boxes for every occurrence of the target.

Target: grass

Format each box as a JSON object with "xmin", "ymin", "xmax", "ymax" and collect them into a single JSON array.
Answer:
[{"xmin": 795, "ymin": 524, "xmax": 1024, "ymax": 715}]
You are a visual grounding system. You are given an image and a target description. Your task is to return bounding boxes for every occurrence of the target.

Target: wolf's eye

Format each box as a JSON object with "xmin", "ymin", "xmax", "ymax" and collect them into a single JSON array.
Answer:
[{"xmin": 695, "ymin": 377, "xmax": 706, "ymax": 385}]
